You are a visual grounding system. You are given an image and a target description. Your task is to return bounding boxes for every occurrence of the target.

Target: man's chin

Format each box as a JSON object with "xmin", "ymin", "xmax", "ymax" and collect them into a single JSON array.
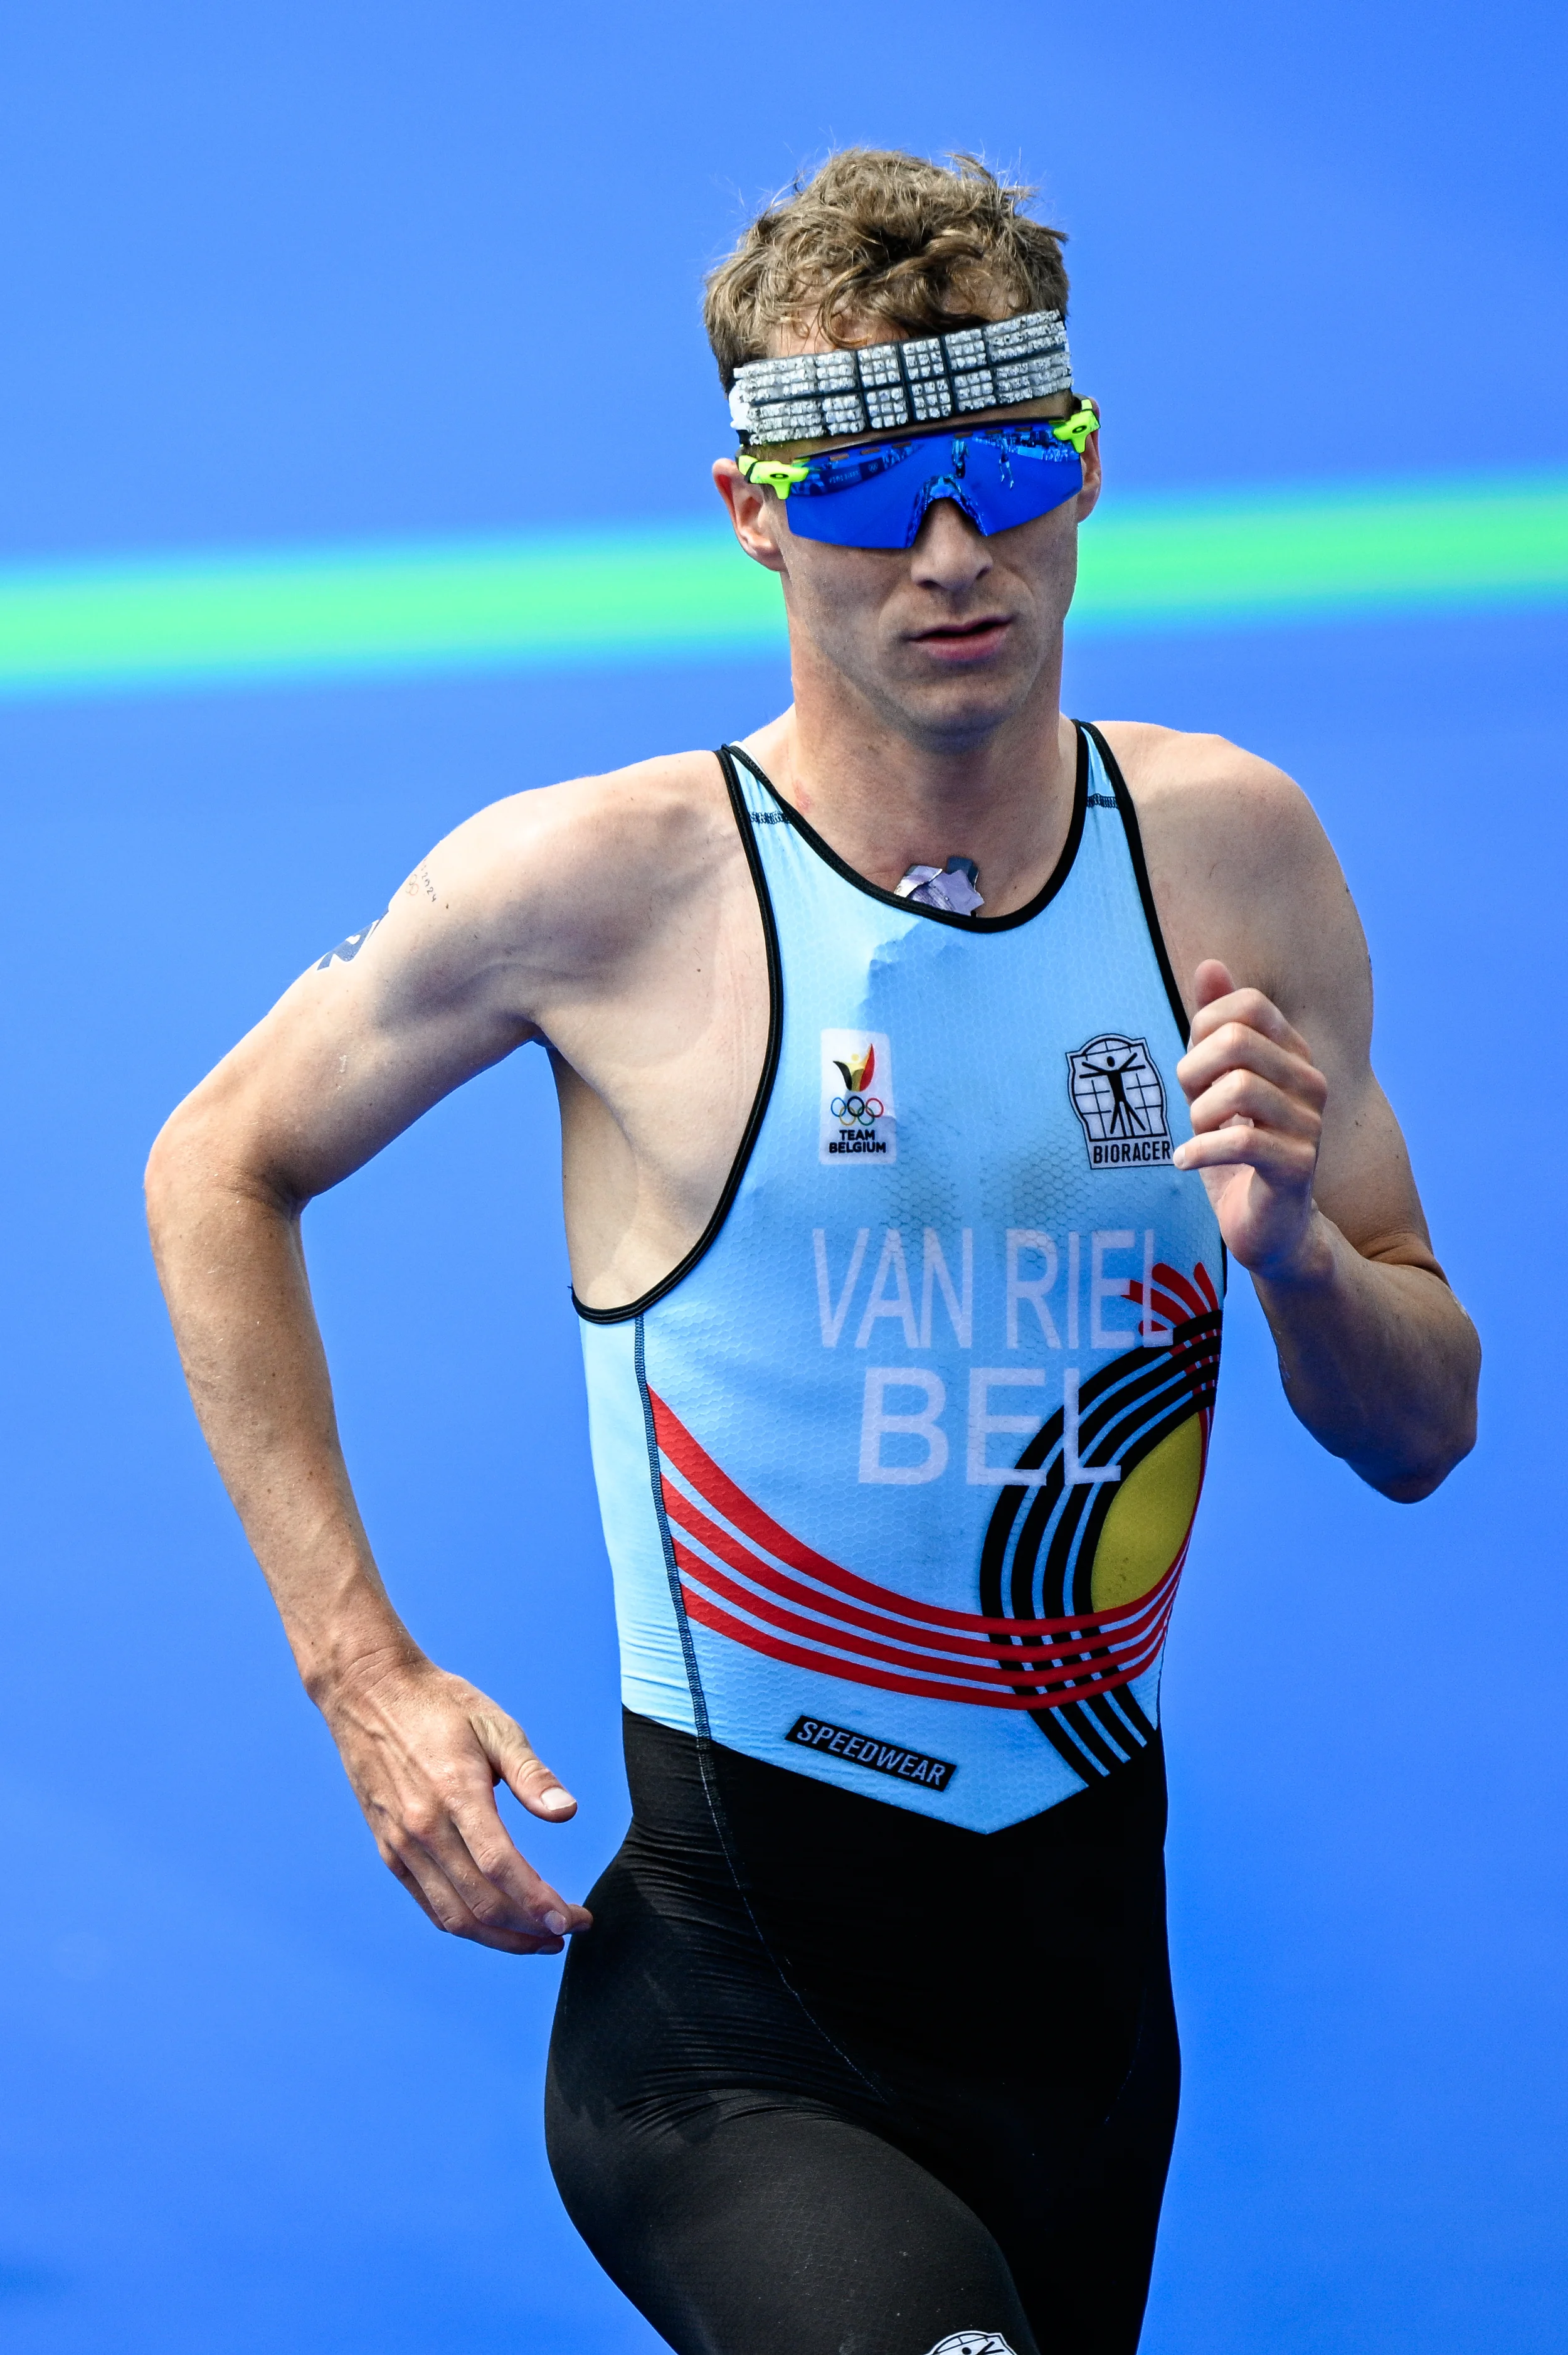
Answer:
[{"xmin": 878, "ymin": 657, "xmax": 1042, "ymax": 749}]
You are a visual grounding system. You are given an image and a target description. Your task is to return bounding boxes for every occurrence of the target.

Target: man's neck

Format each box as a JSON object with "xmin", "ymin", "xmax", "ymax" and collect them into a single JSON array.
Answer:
[{"xmin": 744, "ymin": 649, "xmax": 1079, "ymax": 920}]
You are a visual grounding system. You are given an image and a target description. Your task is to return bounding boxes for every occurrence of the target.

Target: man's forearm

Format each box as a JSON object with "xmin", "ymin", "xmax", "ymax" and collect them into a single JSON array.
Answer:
[
  {"xmin": 1254, "ymin": 1213, "xmax": 1479, "ymax": 1501},
  {"xmin": 146, "ymin": 1125, "xmax": 416, "ymax": 1698}
]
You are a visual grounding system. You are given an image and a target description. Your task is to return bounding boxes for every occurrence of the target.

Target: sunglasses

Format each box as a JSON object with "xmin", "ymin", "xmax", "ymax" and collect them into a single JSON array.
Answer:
[{"xmin": 737, "ymin": 403, "xmax": 1098, "ymax": 551}]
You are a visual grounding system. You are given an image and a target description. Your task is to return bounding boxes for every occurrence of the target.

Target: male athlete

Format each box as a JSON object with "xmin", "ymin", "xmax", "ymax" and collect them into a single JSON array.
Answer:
[{"xmin": 147, "ymin": 151, "xmax": 1479, "ymax": 2355}]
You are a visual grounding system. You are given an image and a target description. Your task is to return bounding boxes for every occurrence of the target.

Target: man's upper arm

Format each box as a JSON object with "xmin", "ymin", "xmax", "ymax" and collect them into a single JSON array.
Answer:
[
  {"xmin": 157, "ymin": 758, "xmax": 702, "ymax": 1205},
  {"xmin": 1241, "ymin": 771, "xmax": 1443, "ymax": 1275},
  {"xmin": 1118, "ymin": 725, "xmax": 1446, "ymax": 1278}
]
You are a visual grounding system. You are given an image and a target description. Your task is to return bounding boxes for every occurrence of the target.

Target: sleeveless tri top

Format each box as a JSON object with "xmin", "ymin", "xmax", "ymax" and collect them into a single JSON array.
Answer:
[{"xmin": 574, "ymin": 725, "xmax": 1224, "ymax": 1834}]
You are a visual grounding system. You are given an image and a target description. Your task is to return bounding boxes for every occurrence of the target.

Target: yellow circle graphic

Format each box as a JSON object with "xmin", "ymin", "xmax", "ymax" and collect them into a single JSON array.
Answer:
[{"xmin": 1089, "ymin": 1412, "xmax": 1204, "ymax": 1613}]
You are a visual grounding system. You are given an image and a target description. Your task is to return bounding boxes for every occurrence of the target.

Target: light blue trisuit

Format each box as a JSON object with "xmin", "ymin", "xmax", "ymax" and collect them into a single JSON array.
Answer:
[{"xmin": 577, "ymin": 723, "xmax": 1224, "ymax": 1829}]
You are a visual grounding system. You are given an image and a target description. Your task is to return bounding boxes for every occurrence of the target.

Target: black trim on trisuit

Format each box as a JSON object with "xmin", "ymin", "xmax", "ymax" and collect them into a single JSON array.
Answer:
[
  {"xmin": 726, "ymin": 729, "xmax": 1089, "ymax": 933},
  {"xmin": 1079, "ymin": 721, "xmax": 1191, "ymax": 1049},
  {"xmin": 571, "ymin": 748, "xmax": 785, "ymax": 1326}
]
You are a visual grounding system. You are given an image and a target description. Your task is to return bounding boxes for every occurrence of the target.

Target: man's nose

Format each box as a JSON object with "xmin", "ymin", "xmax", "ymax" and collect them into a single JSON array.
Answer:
[{"xmin": 909, "ymin": 496, "xmax": 993, "ymax": 590}]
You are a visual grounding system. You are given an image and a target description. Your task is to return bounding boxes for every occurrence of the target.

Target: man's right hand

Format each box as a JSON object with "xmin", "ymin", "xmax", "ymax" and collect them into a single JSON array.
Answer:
[{"xmin": 315, "ymin": 1654, "xmax": 593, "ymax": 1955}]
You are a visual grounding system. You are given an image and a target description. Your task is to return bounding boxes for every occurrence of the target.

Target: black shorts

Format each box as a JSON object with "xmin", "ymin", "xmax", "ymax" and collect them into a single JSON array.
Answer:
[{"xmin": 546, "ymin": 1711, "xmax": 1179, "ymax": 2355}]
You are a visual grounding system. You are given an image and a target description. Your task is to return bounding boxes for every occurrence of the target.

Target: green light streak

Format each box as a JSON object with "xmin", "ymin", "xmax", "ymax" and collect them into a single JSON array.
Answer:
[
  {"xmin": 0, "ymin": 470, "xmax": 1562, "ymax": 699},
  {"xmin": 1077, "ymin": 472, "xmax": 1568, "ymax": 622}
]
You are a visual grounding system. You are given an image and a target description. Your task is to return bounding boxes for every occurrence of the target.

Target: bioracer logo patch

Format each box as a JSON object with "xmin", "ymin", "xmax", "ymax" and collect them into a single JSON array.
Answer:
[
  {"xmin": 787, "ymin": 1715, "xmax": 955, "ymax": 1790},
  {"xmin": 820, "ymin": 1029, "xmax": 896, "ymax": 1162},
  {"xmin": 1067, "ymin": 1034, "xmax": 1173, "ymax": 1167}
]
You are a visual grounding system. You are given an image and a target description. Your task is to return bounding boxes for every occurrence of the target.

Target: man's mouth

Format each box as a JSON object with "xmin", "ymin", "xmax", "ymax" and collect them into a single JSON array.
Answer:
[{"xmin": 909, "ymin": 614, "xmax": 1012, "ymax": 658}]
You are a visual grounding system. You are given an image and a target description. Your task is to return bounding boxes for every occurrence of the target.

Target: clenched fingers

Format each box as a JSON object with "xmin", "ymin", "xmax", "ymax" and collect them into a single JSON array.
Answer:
[
  {"xmin": 1179, "ymin": 1015, "xmax": 1325, "ymax": 1102},
  {"xmin": 1180, "ymin": 1065, "xmax": 1324, "ymax": 1150},
  {"xmin": 1176, "ymin": 983, "xmax": 1328, "ymax": 1187},
  {"xmin": 1177, "ymin": 962, "xmax": 1330, "ymax": 1278},
  {"xmin": 1185, "ymin": 981, "xmax": 1312, "ymax": 1060},
  {"xmin": 1173, "ymin": 1121, "xmax": 1320, "ymax": 1181}
]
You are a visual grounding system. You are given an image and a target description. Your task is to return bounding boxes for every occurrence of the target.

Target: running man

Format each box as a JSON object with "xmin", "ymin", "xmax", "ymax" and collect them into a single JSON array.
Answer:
[{"xmin": 147, "ymin": 151, "xmax": 1479, "ymax": 2355}]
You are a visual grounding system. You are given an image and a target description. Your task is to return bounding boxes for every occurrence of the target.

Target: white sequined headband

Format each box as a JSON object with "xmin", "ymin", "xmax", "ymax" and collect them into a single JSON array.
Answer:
[{"xmin": 728, "ymin": 309, "xmax": 1072, "ymax": 446}]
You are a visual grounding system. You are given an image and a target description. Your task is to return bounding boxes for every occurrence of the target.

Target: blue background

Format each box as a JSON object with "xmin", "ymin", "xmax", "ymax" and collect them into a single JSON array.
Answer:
[{"xmin": 2, "ymin": 6, "xmax": 1565, "ymax": 2350}]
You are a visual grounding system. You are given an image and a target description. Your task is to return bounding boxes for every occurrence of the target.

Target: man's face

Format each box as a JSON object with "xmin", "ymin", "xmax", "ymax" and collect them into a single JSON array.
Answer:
[{"xmin": 713, "ymin": 363, "xmax": 1101, "ymax": 754}]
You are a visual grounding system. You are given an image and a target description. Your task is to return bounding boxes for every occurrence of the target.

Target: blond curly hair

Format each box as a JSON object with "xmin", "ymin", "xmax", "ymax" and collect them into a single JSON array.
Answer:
[{"xmin": 703, "ymin": 149, "xmax": 1069, "ymax": 391}]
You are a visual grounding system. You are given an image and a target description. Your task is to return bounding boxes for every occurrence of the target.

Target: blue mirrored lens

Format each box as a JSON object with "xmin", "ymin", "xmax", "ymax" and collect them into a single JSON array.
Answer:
[{"xmin": 781, "ymin": 426, "xmax": 1083, "ymax": 550}]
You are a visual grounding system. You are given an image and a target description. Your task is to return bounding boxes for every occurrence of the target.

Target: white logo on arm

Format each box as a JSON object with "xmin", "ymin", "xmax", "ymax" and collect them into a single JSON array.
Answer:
[{"xmin": 820, "ymin": 1029, "xmax": 896, "ymax": 1162}]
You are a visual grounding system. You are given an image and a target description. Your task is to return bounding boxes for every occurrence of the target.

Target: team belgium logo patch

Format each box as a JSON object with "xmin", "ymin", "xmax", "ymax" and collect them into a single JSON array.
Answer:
[
  {"xmin": 1067, "ymin": 1034, "xmax": 1173, "ymax": 1167},
  {"xmin": 820, "ymin": 1029, "xmax": 896, "ymax": 1162}
]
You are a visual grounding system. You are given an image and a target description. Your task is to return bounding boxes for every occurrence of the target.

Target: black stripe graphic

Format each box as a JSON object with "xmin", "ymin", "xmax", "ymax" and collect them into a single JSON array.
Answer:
[{"xmin": 977, "ymin": 1305, "xmax": 1222, "ymax": 1780}]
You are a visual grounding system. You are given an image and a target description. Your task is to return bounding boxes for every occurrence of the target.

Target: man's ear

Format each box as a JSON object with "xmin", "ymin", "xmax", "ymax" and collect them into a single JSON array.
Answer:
[{"xmin": 712, "ymin": 458, "xmax": 788, "ymax": 575}]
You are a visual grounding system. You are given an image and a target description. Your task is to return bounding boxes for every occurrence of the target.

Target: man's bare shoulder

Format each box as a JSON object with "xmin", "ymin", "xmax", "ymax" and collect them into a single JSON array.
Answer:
[
  {"xmin": 1093, "ymin": 721, "xmax": 1360, "ymax": 1023},
  {"xmin": 295, "ymin": 746, "xmax": 748, "ymax": 1053},
  {"xmin": 1096, "ymin": 720, "xmax": 1322, "ymax": 864},
  {"xmin": 404, "ymin": 746, "xmax": 741, "ymax": 971},
  {"xmin": 447, "ymin": 747, "xmax": 732, "ymax": 903}
]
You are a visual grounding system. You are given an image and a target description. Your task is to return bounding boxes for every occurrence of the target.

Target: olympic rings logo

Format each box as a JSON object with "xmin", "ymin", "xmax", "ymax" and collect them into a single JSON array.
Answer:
[{"xmin": 830, "ymin": 1092, "xmax": 885, "ymax": 1126}]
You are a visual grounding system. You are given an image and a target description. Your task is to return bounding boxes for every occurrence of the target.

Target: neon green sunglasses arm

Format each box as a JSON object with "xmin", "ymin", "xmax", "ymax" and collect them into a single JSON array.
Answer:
[
  {"xmin": 1051, "ymin": 401, "xmax": 1100, "ymax": 455},
  {"xmin": 737, "ymin": 452, "xmax": 812, "ymax": 499}
]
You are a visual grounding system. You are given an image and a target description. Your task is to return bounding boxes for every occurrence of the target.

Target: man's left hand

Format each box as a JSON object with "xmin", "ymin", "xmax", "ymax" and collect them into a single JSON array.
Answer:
[{"xmin": 1173, "ymin": 959, "xmax": 1330, "ymax": 1283}]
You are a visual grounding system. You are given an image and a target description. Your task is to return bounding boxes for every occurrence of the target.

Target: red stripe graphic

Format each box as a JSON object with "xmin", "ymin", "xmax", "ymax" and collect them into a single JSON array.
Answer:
[
  {"xmin": 1147, "ymin": 1260, "xmax": 1218, "ymax": 1320},
  {"xmin": 653, "ymin": 1391, "xmax": 1165, "ymax": 1642},
  {"xmin": 668, "ymin": 1484, "xmax": 1178, "ymax": 1666},
  {"xmin": 672, "ymin": 1537, "xmax": 1177, "ymax": 1694},
  {"xmin": 650, "ymin": 1389, "xmax": 1191, "ymax": 1714},
  {"xmin": 681, "ymin": 1585, "xmax": 1172, "ymax": 1712}
]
